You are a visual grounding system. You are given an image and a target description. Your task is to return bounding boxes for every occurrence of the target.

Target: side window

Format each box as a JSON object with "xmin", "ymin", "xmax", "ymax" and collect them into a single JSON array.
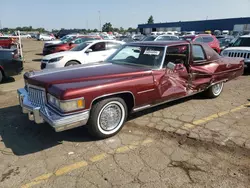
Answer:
[
  {"xmin": 195, "ymin": 37, "xmax": 203, "ymax": 42},
  {"xmin": 192, "ymin": 45, "xmax": 206, "ymax": 61},
  {"xmin": 163, "ymin": 45, "xmax": 188, "ymax": 67},
  {"xmin": 74, "ymin": 38, "xmax": 82, "ymax": 44},
  {"xmin": 171, "ymin": 36, "xmax": 178, "ymax": 40},
  {"xmin": 106, "ymin": 42, "xmax": 122, "ymax": 50},
  {"xmin": 202, "ymin": 37, "xmax": 213, "ymax": 43},
  {"xmin": 89, "ymin": 42, "xmax": 106, "ymax": 52}
]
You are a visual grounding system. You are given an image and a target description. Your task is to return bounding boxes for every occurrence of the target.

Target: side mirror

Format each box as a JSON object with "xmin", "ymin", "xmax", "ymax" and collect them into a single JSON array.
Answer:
[
  {"xmin": 85, "ymin": 49, "xmax": 93, "ymax": 53},
  {"xmin": 166, "ymin": 62, "xmax": 176, "ymax": 70}
]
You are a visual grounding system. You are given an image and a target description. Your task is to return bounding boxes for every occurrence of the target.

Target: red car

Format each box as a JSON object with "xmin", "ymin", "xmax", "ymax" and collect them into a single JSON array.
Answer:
[
  {"xmin": 0, "ymin": 37, "xmax": 18, "ymax": 49},
  {"xmin": 43, "ymin": 36, "xmax": 103, "ymax": 55},
  {"xmin": 181, "ymin": 34, "xmax": 221, "ymax": 54},
  {"xmin": 18, "ymin": 41, "xmax": 244, "ymax": 138}
]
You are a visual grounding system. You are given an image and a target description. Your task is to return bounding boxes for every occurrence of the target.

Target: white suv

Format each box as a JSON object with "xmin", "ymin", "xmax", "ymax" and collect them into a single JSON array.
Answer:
[
  {"xmin": 221, "ymin": 35, "xmax": 250, "ymax": 69},
  {"xmin": 41, "ymin": 40, "xmax": 124, "ymax": 69}
]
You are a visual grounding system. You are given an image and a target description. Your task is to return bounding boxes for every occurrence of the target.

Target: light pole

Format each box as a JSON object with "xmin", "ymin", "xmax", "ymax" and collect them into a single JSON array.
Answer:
[{"xmin": 98, "ymin": 11, "xmax": 102, "ymax": 32}]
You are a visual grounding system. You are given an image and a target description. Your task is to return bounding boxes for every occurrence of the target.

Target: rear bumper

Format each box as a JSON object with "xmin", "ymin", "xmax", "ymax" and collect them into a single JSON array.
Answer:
[
  {"xmin": 3, "ymin": 60, "xmax": 23, "ymax": 77},
  {"xmin": 17, "ymin": 88, "xmax": 90, "ymax": 132}
]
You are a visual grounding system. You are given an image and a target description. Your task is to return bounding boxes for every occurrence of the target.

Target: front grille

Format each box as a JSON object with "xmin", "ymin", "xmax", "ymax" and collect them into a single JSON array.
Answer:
[
  {"xmin": 28, "ymin": 85, "xmax": 46, "ymax": 112},
  {"xmin": 228, "ymin": 51, "xmax": 250, "ymax": 59}
]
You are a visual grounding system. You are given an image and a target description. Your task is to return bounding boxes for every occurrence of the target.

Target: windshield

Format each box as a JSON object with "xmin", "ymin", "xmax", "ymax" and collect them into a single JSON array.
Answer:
[
  {"xmin": 106, "ymin": 45, "xmax": 165, "ymax": 69},
  {"xmin": 232, "ymin": 37, "xmax": 250, "ymax": 47},
  {"xmin": 181, "ymin": 36, "xmax": 194, "ymax": 41},
  {"xmin": 219, "ymin": 38, "xmax": 231, "ymax": 47},
  {"xmin": 142, "ymin": 36, "xmax": 156, "ymax": 41},
  {"xmin": 70, "ymin": 42, "xmax": 90, "ymax": 51},
  {"xmin": 60, "ymin": 36, "xmax": 69, "ymax": 41},
  {"xmin": 60, "ymin": 36, "xmax": 74, "ymax": 43}
]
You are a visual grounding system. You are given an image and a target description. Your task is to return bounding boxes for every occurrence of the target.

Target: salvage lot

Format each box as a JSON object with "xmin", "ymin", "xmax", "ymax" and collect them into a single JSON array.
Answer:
[{"xmin": 0, "ymin": 39, "xmax": 250, "ymax": 188}]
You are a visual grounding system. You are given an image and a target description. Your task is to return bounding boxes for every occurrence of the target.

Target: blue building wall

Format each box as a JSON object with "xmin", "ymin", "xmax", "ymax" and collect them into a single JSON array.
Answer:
[{"xmin": 138, "ymin": 17, "xmax": 250, "ymax": 31}]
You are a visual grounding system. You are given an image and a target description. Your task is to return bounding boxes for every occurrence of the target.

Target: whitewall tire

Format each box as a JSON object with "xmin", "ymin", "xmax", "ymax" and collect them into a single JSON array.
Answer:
[
  {"xmin": 88, "ymin": 97, "xmax": 127, "ymax": 139},
  {"xmin": 205, "ymin": 82, "xmax": 224, "ymax": 98}
]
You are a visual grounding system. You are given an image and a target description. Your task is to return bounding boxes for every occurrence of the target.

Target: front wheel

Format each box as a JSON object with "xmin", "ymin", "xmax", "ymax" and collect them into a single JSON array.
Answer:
[
  {"xmin": 204, "ymin": 82, "xmax": 224, "ymax": 98},
  {"xmin": 65, "ymin": 61, "xmax": 80, "ymax": 66},
  {"xmin": 88, "ymin": 97, "xmax": 128, "ymax": 139}
]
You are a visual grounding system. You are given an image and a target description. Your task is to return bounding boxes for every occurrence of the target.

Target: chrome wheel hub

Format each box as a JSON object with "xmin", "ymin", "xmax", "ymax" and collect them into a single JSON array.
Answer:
[
  {"xmin": 99, "ymin": 104, "xmax": 122, "ymax": 131},
  {"xmin": 212, "ymin": 83, "xmax": 223, "ymax": 95}
]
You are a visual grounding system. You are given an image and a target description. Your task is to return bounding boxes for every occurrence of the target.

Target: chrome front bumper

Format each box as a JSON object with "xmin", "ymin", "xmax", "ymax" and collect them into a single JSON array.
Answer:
[{"xmin": 17, "ymin": 88, "xmax": 90, "ymax": 132}]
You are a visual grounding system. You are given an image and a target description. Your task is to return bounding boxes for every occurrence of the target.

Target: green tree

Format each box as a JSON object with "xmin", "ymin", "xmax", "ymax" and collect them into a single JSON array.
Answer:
[
  {"xmin": 147, "ymin": 15, "xmax": 154, "ymax": 24},
  {"xmin": 120, "ymin": 27, "xmax": 125, "ymax": 33},
  {"xmin": 127, "ymin": 27, "xmax": 136, "ymax": 32},
  {"xmin": 102, "ymin": 22, "xmax": 113, "ymax": 32},
  {"xmin": 113, "ymin": 28, "xmax": 119, "ymax": 32},
  {"xmin": 93, "ymin": 28, "xmax": 98, "ymax": 32}
]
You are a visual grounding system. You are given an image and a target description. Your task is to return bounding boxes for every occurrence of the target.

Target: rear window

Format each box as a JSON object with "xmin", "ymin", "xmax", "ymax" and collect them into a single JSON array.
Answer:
[
  {"xmin": 0, "ymin": 50, "xmax": 13, "ymax": 59},
  {"xmin": 202, "ymin": 37, "xmax": 214, "ymax": 43},
  {"xmin": 181, "ymin": 36, "xmax": 195, "ymax": 41}
]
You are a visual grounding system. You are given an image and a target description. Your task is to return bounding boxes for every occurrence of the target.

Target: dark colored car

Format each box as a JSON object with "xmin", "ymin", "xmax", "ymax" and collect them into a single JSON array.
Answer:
[
  {"xmin": 218, "ymin": 37, "xmax": 234, "ymax": 52},
  {"xmin": 18, "ymin": 41, "xmax": 244, "ymax": 138},
  {"xmin": 43, "ymin": 36, "xmax": 102, "ymax": 55},
  {"xmin": 0, "ymin": 49, "xmax": 23, "ymax": 82},
  {"xmin": 0, "ymin": 37, "xmax": 18, "ymax": 49},
  {"xmin": 181, "ymin": 34, "xmax": 221, "ymax": 54},
  {"xmin": 55, "ymin": 29, "xmax": 81, "ymax": 39}
]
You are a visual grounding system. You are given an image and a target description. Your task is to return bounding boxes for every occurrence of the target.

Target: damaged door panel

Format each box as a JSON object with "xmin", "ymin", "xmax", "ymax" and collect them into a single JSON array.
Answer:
[{"xmin": 154, "ymin": 44, "xmax": 190, "ymax": 101}]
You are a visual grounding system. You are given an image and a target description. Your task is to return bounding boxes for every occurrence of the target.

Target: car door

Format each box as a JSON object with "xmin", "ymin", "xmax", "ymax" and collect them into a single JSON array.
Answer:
[
  {"xmin": 84, "ymin": 42, "xmax": 107, "ymax": 63},
  {"xmin": 188, "ymin": 44, "xmax": 215, "ymax": 91},
  {"xmin": 155, "ymin": 44, "xmax": 190, "ymax": 101}
]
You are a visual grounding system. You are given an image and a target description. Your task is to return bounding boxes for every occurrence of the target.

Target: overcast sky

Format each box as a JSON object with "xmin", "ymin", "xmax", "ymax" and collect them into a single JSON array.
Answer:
[{"xmin": 1, "ymin": 0, "xmax": 250, "ymax": 30}]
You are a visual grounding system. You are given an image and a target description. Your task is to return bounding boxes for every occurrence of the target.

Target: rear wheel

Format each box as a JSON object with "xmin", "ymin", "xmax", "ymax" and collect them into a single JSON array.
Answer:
[
  {"xmin": 65, "ymin": 61, "xmax": 80, "ymax": 67},
  {"xmin": 40, "ymin": 38, "xmax": 44, "ymax": 41},
  {"xmin": 204, "ymin": 82, "xmax": 224, "ymax": 98},
  {"xmin": 88, "ymin": 97, "xmax": 128, "ymax": 139}
]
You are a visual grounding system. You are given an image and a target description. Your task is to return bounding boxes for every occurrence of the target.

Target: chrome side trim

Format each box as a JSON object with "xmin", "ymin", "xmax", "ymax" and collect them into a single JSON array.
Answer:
[
  {"xmin": 137, "ymin": 89, "xmax": 155, "ymax": 94},
  {"xmin": 132, "ymin": 91, "xmax": 202, "ymax": 113},
  {"xmin": 27, "ymin": 84, "xmax": 46, "ymax": 91},
  {"xmin": 90, "ymin": 91, "xmax": 136, "ymax": 108},
  {"xmin": 133, "ymin": 105, "xmax": 151, "ymax": 112}
]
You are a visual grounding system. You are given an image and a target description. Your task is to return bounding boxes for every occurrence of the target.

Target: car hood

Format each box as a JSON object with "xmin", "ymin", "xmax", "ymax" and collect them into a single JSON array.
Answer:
[
  {"xmin": 224, "ymin": 47, "xmax": 250, "ymax": 51},
  {"xmin": 25, "ymin": 62, "xmax": 152, "ymax": 98}
]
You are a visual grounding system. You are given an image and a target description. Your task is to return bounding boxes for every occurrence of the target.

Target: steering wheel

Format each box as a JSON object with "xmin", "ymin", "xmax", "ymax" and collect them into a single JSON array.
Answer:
[{"xmin": 126, "ymin": 56, "xmax": 136, "ymax": 62}]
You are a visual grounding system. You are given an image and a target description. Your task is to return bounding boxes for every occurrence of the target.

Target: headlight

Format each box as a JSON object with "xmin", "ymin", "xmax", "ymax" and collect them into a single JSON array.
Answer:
[
  {"xmin": 47, "ymin": 94, "xmax": 85, "ymax": 112},
  {"xmin": 222, "ymin": 51, "xmax": 228, "ymax": 56},
  {"xmin": 49, "ymin": 56, "xmax": 63, "ymax": 63}
]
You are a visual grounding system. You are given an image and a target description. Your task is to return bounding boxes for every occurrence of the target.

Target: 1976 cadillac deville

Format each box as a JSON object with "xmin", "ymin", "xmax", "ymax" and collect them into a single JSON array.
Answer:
[{"xmin": 17, "ymin": 41, "xmax": 244, "ymax": 138}]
